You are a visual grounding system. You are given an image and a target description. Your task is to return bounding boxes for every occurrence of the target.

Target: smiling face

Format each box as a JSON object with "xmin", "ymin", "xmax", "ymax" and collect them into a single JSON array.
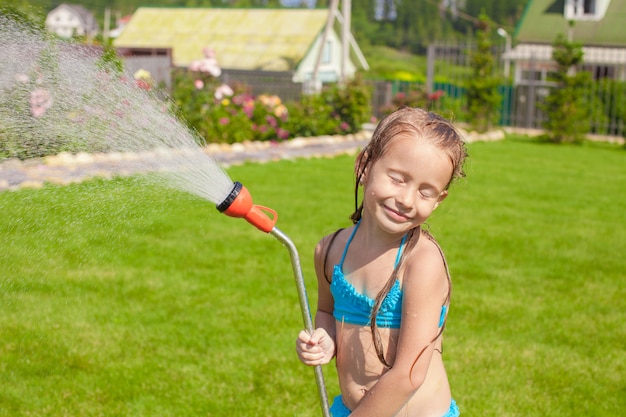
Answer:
[{"xmin": 360, "ymin": 134, "xmax": 453, "ymax": 236}]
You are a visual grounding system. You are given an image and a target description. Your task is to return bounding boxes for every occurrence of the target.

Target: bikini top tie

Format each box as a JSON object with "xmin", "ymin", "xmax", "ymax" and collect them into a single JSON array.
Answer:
[{"xmin": 330, "ymin": 222, "xmax": 447, "ymax": 329}]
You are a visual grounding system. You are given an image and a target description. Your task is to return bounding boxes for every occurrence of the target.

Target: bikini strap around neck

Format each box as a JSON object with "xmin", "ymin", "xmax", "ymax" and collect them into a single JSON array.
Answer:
[
  {"xmin": 338, "ymin": 221, "xmax": 409, "ymax": 269},
  {"xmin": 394, "ymin": 233, "xmax": 409, "ymax": 268},
  {"xmin": 338, "ymin": 221, "xmax": 360, "ymax": 268}
]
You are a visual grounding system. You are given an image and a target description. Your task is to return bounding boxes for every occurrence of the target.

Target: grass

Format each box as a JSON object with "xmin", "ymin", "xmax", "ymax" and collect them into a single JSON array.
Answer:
[{"xmin": 1, "ymin": 138, "xmax": 625, "ymax": 416}]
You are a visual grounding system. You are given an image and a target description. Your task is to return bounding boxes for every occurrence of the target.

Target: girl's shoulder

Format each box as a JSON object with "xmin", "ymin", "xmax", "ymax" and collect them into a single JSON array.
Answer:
[
  {"xmin": 403, "ymin": 230, "xmax": 449, "ymax": 285},
  {"xmin": 314, "ymin": 226, "xmax": 353, "ymax": 258},
  {"xmin": 314, "ymin": 226, "xmax": 354, "ymax": 282}
]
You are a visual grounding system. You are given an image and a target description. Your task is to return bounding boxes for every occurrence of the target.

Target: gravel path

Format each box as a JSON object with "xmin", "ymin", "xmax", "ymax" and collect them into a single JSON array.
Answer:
[
  {"xmin": 0, "ymin": 132, "xmax": 372, "ymax": 192},
  {"xmin": 0, "ymin": 125, "xmax": 526, "ymax": 192}
]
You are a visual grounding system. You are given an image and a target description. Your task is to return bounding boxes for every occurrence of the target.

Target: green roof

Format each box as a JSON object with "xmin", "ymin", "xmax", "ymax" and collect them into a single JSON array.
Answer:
[
  {"xmin": 114, "ymin": 8, "xmax": 330, "ymax": 70},
  {"xmin": 516, "ymin": 0, "xmax": 626, "ymax": 46}
]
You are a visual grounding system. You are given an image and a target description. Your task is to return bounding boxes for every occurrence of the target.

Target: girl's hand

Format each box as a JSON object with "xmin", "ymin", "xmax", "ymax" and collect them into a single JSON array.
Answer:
[{"xmin": 296, "ymin": 328, "xmax": 335, "ymax": 366}]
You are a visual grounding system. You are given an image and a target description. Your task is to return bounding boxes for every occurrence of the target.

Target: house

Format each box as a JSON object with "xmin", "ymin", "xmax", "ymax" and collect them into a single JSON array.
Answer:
[
  {"xmin": 45, "ymin": 3, "xmax": 99, "ymax": 38},
  {"xmin": 507, "ymin": 0, "xmax": 626, "ymax": 85},
  {"xmin": 108, "ymin": 14, "xmax": 133, "ymax": 39},
  {"xmin": 113, "ymin": 7, "xmax": 368, "ymax": 87}
]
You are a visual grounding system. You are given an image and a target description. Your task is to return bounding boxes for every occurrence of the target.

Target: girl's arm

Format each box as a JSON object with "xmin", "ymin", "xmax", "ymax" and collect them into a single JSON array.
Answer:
[
  {"xmin": 350, "ymin": 240, "xmax": 449, "ymax": 416},
  {"xmin": 296, "ymin": 234, "xmax": 338, "ymax": 366}
]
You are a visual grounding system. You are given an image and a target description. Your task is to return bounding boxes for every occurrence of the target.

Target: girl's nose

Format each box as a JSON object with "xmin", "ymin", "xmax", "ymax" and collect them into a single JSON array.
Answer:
[{"xmin": 396, "ymin": 188, "xmax": 416, "ymax": 208}]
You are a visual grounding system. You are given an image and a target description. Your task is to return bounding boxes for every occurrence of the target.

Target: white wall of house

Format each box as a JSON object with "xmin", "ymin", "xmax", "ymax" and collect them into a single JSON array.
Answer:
[
  {"xmin": 293, "ymin": 30, "xmax": 356, "ymax": 83},
  {"xmin": 508, "ymin": 44, "xmax": 626, "ymax": 84},
  {"xmin": 46, "ymin": 5, "xmax": 94, "ymax": 38}
]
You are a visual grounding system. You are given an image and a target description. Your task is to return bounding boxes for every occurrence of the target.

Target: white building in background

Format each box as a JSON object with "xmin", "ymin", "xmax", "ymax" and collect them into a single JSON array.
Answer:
[
  {"xmin": 45, "ymin": 4, "xmax": 99, "ymax": 38},
  {"xmin": 113, "ymin": 8, "xmax": 368, "ymax": 85}
]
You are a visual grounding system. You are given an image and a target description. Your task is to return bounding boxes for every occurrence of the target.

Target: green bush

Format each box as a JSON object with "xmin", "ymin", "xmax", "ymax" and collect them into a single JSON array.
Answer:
[
  {"xmin": 378, "ymin": 83, "xmax": 448, "ymax": 117},
  {"xmin": 465, "ymin": 13, "xmax": 501, "ymax": 132},
  {"xmin": 172, "ymin": 65, "xmax": 372, "ymax": 144},
  {"xmin": 327, "ymin": 75, "xmax": 372, "ymax": 132},
  {"xmin": 1, "ymin": 33, "xmax": 373, "ymax": 159},
  {"xmin": 284, "ymin": 76, "xmax": 372, "ymax": 137},
  {"xmin": 379, "ymin": 86, "xmax": 429, "ymax": 115},
  {"xmin": 587, "ymin": 78, "xmax": 626, "ymax": 138},
  {"xmin": 283, "ymin": 93, "xmax": 338, "ymax": 137},
  {"xmin": 171, "ymin": 66, "xmax": 292, "ymax": 144},
  {"xmin": 541, "ymin": 34, "xmax": 592, "ymax": 143}
]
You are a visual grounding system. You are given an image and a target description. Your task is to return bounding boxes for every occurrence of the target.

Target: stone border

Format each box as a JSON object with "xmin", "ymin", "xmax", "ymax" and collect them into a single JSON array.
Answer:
[
  {"xmin": 0, "ymin": 132, "xmax": 373, "ymax": 192},
  {"xmin": 3, "ymin": 127, "xmax": 620, "ymax": 192}
]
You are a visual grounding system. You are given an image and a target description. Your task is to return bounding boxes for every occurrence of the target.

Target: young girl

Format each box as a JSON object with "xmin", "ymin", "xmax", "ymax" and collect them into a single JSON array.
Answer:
[{"xmin": 296, "ymin": 107, "xmax": 467, "ymax": 417}]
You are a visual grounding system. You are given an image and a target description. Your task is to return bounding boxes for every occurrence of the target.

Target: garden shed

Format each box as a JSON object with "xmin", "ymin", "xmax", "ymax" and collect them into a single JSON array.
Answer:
[{"xmin": 113, "ymin": 7, "xmax": 367, "ymax": 89}]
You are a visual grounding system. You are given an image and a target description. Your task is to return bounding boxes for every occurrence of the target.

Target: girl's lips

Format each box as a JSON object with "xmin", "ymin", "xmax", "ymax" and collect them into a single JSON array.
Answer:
[{"xmin": 383, "ymin": 205, "xmax": 410, "ymax": 221}]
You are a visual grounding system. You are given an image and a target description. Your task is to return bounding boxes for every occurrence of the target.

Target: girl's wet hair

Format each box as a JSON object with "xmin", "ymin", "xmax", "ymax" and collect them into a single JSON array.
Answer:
[
  {"xmin": 351, "ymin": 106, "xmax": 468, "ymax": 369},
  {"xmin": 352, "ymin": 106, "xmax": 467, "ymax": 223}
]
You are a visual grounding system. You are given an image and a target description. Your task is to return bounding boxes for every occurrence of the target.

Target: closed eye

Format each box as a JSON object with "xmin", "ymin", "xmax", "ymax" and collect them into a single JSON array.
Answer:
[
  {"xmin": 419, "ymin": 188, "xmax": 440, "ymax": 199},
  {"xmin": 389, "ymin": 174, "xmax": 404, "ymax": 184}
]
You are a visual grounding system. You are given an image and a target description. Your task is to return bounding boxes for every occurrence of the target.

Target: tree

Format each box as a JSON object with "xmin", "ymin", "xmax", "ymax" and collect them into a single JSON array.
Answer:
[
  {"xmin": 541, "ymin": 34, "xmax": 591, "ymax": 143},
  {"xmin": 465, "ymin": 12, "xmax": 501, "ymax": 132}
]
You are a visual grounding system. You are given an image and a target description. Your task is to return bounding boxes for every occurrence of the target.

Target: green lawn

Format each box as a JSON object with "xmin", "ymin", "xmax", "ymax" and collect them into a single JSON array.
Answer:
[{"xmin": 1, "ymin": 138, "xmax": 624, "ymax": 416}]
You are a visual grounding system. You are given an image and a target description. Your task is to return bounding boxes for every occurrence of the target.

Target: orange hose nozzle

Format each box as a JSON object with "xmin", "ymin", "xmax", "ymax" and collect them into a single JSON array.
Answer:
[{"xmin": 216, "ymin": 182, "xmax": 277, "ymax": 233}]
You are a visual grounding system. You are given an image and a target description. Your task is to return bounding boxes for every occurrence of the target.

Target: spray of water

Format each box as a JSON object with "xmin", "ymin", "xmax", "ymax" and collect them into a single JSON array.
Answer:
[{"xmin": 0, "ymin": 15, "xmax": 234, "ymax": 205}]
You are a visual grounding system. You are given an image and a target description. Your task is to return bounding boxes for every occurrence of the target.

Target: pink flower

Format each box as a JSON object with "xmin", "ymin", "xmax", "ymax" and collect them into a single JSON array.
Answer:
[
  {"xmin": 203, "ymin": 60, "xmax": 222, "ymax": 77},
  {"xmin": 340, "ymin": 122, "xmax": 350, "ymax": 131},
  {"xmin": 265, "ymin": 115, "xmax": 277, "ymax": 128},
  {"xmin": 428, "ymin": 90, "xmax": 445, "ymax": 101},
  {"xmin": 190, "ymin": 48, "xmax": 222, "ymax": 77},
  {"xmin": 189, "ymin": 59, "xmax": 221, "ymax": 76},
  {"xmin": 202, "ymin": 47, "xmax": 217, "ymax": 59},
  {"xmin": 30, "ymin": 88, "xmax": 53, "ymax": 117},
  {"xmin": 194, "ymin": 79, "xmax": 204, "ymax": 89},
  {"xmin": 135, "ymin": 79, "xmax": 151, "ymax": 90},
  {"xmin": 243, "ymin": 103, "xmax": 254, "ymax": 118},
  {"xmin": 276, "ymin": 128, "xmax": 290, "ymax": 140},
  {"xmin": 133, "ymin": 69, "xmax": 153, "ymax": 90},
  {"xmin": 232, "ymin": 95, "xmax": 244, "ymax": 105},
  {"xmin": 219, "ymin": 117, "xmax": 230, "ymax": 125},
  {"xmin": 214, "ymin": 84, "xmax": 234, "ymax": 100}
]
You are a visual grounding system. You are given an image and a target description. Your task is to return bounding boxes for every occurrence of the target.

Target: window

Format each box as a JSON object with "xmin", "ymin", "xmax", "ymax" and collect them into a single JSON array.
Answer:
[
  {"xmin": 565, "ymin": 0, "xmax": 609, "ymax": 20},
  {"xmin": 374, "ymin": 0, "xmax": 397, "ymax": 21},
  {"xmin": 322, "ymin": 40, "xmax": 332, "ymax": 64},
  {"xmin": 521, "ymin": 69, "xmax": 544, "ymax": 82},
  {"xmin": 582, "ymin": 64, "xmax": 616, "ymax": 80},
  {"xmin": 517, "ymin": 65, "xmax": 557, "ymax": 86},
  {"xmin": 575, "ymin": 0, "xmax": 596, "ymax": 15}
]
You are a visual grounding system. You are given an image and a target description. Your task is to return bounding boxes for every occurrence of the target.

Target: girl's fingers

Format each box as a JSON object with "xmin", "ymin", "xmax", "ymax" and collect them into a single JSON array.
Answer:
[{"xmin": 297, "ymin": 330, "xmax": 314, "ymax": 344}]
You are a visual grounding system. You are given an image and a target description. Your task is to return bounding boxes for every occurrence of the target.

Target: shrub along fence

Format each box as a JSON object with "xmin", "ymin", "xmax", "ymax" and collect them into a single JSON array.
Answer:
[
  {"xmin": 218, "ymin": 43, "xmax": 625, "ymax": 140},
  {"xmin": 382, "ymin": 42, "xmax": 626, "ymax": 138}
]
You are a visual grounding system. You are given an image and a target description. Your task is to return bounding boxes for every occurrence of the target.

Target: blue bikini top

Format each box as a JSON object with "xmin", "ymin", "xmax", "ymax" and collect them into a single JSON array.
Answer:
[{"xmin": 330, "ymin": 222, "xmax": 447, "ymax": 329}]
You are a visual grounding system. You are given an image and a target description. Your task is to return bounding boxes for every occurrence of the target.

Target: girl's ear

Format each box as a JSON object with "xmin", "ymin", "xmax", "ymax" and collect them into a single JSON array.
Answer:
[{"xmin": 434, "ymin": 190, "xmax": 448, "ymax": 209}]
